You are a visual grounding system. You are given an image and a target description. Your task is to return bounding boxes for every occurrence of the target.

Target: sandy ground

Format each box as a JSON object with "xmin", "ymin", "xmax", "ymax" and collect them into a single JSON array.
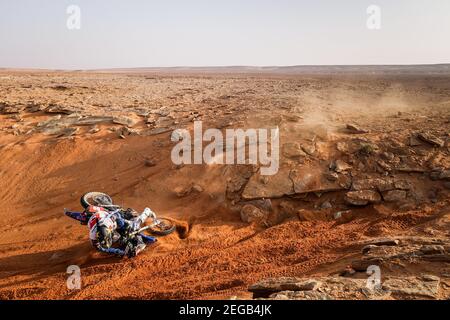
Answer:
[{"xmin": 0, "ymin": 69, "xmax": 449, "ymax": 299}]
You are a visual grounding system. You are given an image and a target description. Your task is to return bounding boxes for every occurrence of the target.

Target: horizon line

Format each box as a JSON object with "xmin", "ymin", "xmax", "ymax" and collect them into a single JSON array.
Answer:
[{"xmin": 1, "ymin": 63, "xmax": 449, "ymax": 73}]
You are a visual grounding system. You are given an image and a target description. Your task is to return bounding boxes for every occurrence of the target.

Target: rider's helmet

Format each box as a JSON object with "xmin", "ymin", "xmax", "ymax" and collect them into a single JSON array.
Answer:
[{"xmin": 97, "ymin": 216, "xmax": 115, "ymax": 248}]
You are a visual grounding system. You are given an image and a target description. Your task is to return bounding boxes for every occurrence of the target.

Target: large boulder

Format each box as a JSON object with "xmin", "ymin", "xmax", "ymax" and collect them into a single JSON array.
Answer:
[
  {"xmin": 345, "ymin": 190, "xmax": 382, "ymax": 206},
  {"xmin": 301, "ymin": 143, "xmax": 316, "ymax": 156},
  {"xmin": 243, "ymin": 199, "xmax": 273, "ymax": 212},
  {"xmin": 382, "ymin": 190, "xmax": 407, "ymax": 202},
  {"xmin": 289, "ymin": 168, "xmax": 351, "ymax": 194},
  {"xmin": 282, "ymin": 143, "xmax": 306, "ymax": 159},
  {"xmin": 346, "ymin": 123, "xmax": 369, "ymax": 134},
  {"xmin": 242, "ymin": 168, "xmax": 294, "ymax": 199},
  {"xmin": 418, "ymin": 132, "xmax": 444, "ymax": 148},
  {"xmin": 240, "ymin": 204, "xmax": 268, "ymax": 223}
]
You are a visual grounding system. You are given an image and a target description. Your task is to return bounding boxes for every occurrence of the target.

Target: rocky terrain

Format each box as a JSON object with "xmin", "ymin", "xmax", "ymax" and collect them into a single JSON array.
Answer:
[
  {"xmin": 0, "ymin": 68, "xmax": 449, "ymax": 299},
  {"xmin": 249, "ymin": 236, "xmax": 450, "ymax": 300}
]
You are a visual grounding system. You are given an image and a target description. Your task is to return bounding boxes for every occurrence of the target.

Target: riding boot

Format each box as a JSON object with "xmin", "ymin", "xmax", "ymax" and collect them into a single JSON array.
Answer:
[
  {"xmin": 136, "ymin": 208, "xmax": 154, "ymax": 225},
  {"xmin": 140, "ymin": 233, "xmax": 157, "ymax": 244}
]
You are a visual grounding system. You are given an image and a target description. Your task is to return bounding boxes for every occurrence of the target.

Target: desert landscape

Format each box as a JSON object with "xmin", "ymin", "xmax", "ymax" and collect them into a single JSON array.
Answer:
[{"xmin": 0, "ymin": 66, "xmax": 449, "ymax": 300}]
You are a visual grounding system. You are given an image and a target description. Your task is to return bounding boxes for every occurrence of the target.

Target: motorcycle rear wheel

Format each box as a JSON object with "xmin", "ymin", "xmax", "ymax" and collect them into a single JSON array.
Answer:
[{"xmin": 80, "ymin": 192, "xmax": 114, "ymax": 209}]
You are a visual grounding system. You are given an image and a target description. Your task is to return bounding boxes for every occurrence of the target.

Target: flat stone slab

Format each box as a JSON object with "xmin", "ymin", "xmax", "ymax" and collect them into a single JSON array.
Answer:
[
  {"xmin": 269, "ymin": 291, "xmax": 331, "ymax": 300},
  {"xmin": 74, "ymin": 116, "xmax": 114, "ymax": 126},
  {"xmin": 113, "ymin": 116, "xmax": 138, "ymax": 128},
  {"xmin": 242, "ymin": 166, "xmax": 350, "ymax": 200},
  {"xmin": 249, "ymin": 277, "xmax": 322, "ymax": 298},
  {"xmin": 383, "ymin": 276, "xmax": 440, "ymax": 299}
]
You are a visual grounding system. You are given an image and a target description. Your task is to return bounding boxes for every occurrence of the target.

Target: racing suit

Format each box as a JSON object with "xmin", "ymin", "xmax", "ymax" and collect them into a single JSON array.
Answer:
[{"xmin": 87, "ymin": 206, "xmax": 156, "ymax": 257}]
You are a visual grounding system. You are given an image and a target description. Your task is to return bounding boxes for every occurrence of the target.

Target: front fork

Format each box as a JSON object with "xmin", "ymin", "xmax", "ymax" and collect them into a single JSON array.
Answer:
[{"xmin": 134, "ymin": 208, "xmax": 156, "ymax": 227}]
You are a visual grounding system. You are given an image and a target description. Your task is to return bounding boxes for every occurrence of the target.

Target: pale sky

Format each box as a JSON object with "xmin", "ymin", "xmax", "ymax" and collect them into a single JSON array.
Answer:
[{"xmin": 0, "ymin": 0, "xmax": 449, "ymax": 69}]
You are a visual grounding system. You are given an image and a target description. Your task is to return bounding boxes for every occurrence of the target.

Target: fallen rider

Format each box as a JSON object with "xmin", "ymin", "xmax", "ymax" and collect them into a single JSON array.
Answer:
[{"xmin": 87, "ymin": 205, "xmax": 157, "ymax": 258}]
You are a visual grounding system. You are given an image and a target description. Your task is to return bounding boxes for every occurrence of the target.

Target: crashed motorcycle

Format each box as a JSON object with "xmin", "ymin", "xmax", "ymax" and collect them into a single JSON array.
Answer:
[{"xmin": 65, "ymin": 192, "xmax": 176, "ymax": 256}]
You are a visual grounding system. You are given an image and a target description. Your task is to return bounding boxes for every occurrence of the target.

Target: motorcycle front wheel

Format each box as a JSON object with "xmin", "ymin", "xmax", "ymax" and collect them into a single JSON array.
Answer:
[{"xmin": 148, "ymin": 218, "xmax": 176, "ymax": 236}]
